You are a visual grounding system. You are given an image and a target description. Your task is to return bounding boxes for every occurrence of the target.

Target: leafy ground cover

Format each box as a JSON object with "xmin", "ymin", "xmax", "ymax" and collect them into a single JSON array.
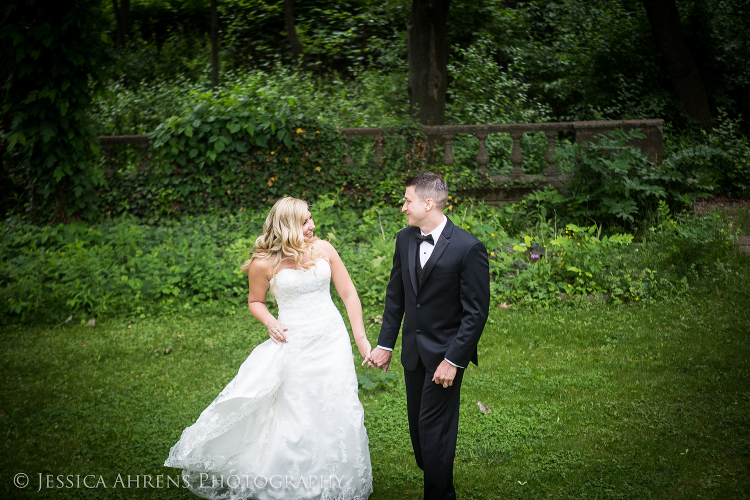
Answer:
[
  {"xmin": 1, "ymin": 243, "xmax": 748, "ymax": 499},
  {"xmin": 2, "ymin": 199, "xmax": 741, "ymax": 325}
]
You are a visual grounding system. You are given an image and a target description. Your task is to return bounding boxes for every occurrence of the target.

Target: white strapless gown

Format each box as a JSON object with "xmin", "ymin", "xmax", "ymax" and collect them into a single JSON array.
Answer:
[{"xmin": 165, "ymin": 258, "xmax": 373, "ymax": 500}]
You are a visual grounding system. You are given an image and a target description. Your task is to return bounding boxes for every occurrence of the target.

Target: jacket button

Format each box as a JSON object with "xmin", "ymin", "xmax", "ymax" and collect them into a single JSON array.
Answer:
[
  {"xmin": 416, "ymin": 304, "xmax": 421, "ymax": 309},
  {"xmin": 416, "ymin": 329, "xmax": 421, "ymax": 334}
]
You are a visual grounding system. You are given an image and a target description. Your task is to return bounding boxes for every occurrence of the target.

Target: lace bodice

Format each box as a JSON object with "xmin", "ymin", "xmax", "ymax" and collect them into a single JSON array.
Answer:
[{"xmin": 271, "ymin": 258, "xmax": 346, "ymax": 337}]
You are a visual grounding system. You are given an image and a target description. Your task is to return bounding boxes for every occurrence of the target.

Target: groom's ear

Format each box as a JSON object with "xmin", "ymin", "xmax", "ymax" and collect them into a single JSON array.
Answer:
[{"xmin": 424, "ymin": 198, "xmax": 434, "ymax": 211}]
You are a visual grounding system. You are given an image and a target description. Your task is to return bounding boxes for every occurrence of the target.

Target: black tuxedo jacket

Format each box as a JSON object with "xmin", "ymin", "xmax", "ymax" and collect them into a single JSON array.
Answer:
[{"xmin": 377, "ymin": 216, "xmax": 490, "ymax": 373}]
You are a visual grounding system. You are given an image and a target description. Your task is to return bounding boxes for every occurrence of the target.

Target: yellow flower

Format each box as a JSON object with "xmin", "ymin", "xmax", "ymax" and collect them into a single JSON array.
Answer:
[
  {"xmin": 568, "ymin": 284, "xmax": 571, "ymax": 287},
  {"xmin": 315, "ymin": 166, "xmax": 321, "ymax": 172},
  {"xmin": 270, "ymin": 151, "xmax": 274, "ymax": 155},
  {"xmin": 296, "ymin": 128, "xmax": 303, "ymax": 133},
  {"xmin": 491, "ymin": 233, "xmax": 495, "ymax": 237},
  {"xmin": 577, "ymin": 243, "xmax": 580, "ymax": 245},
  {"xmin": 491, "ymin": 251, "xmax": 495, "ymax": 256},
  {"xmin": 466, "ymin": 226, "xmax": 470, "ymax": 229},
  {"xmin": 316, "ymin": 131, "xmax": 320, "ymax": 134}
]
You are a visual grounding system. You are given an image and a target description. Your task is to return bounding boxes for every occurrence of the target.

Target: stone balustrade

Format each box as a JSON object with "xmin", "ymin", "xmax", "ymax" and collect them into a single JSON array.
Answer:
[
  {"xmin": 340, "ymin": 119, "xmax": 663, "ymax": 179},
  {"xmin": 99, "ymin": 119, "xmax": 663, "ymax": 202},
  {"xmin": 99, "ymin": 135, "xmax": 150, "ymax": 176}
]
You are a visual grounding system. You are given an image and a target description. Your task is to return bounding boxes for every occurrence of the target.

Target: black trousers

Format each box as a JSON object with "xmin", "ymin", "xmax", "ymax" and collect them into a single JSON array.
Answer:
[{"xmin": 404, "ymin": 356, "xmax": 465, "ymax": 500}]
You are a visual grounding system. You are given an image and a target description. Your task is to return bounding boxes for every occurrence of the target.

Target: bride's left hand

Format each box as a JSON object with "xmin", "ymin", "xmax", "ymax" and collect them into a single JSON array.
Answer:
[{"xmin": 355, "ymin": 337, "xmax": 372, "ymax": 365}]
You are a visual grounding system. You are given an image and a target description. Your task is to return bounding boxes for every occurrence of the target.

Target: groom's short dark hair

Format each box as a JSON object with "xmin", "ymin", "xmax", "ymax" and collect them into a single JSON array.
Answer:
[{"xmin": 406, "ymin": 172, "xmax": 449, "ymax": 210}]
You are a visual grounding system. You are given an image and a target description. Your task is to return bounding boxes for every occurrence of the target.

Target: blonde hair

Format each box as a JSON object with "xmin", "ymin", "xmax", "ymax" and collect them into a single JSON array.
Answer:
[{"xmin": 240, "ymin": 197, "xmax": 322, "ymax": 282}]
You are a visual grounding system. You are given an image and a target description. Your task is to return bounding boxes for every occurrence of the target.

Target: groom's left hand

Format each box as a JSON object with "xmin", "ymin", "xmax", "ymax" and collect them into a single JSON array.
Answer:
[{"xmin": 432, "ymin": 360, "xmax": 457, "ymax": 388}]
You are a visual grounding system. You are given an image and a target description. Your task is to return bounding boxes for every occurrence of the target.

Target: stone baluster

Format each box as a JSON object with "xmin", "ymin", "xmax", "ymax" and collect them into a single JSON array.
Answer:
[
  {"xmin": 442, "ymin": 134, "xmax": 454, "ymax": 165},
  {"xmin": 509, "ymin": 131, "xmax": 524, "ymax": 178},
  {"xmin": 344, "ymin": 136, "xmax": 353, "ymax": 166},
  {"xmin": 137, "ymin": 141, "xmax": 150, "ymax": 173},
  {"xmin": 475, "ymin": 133, "xmax": 489, "ymax": 173},
  {"xmin": 544, "ymin": 130, "xmax": 559, "ymax": 176},
  {"xmin": 374, "ymin": 135, "xmax": 384, "ymax": 167},
  {"xmin": 102, "ymin": 145, "xmax": 115, "ymax": 177}
]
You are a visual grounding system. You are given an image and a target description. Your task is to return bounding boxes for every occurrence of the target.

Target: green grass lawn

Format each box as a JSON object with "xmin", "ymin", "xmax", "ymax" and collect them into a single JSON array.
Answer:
[{"xmin": 2, "ymin": 268, "xmax": 749, "ymax": 499}]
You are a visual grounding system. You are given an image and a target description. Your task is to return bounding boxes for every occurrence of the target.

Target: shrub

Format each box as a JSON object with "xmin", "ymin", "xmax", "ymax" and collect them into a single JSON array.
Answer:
[
  {"xmin": 557, "ymin": 128, "xmax": 712, "ymax": 233},
  {"xmin": 640, "ymin": 200, "xmax": 739, "ymax": 281},
  {"xmin": 0, "ymin": 212, "xmax": 264, "ymax": 324},
  {"xmin": 1, "ymin": 198, "xmax": 740, "ymax": 325},
  {"xmin": 97, "ymin": 99, "xmax": 435, "ymax": 218},
  {"xmin": 487, "ymin": 221, "xmax": 642, "ymax": 305},
  {"xmin": 664, "ymin": 110, "xmax": 750, "ymax": 198}
]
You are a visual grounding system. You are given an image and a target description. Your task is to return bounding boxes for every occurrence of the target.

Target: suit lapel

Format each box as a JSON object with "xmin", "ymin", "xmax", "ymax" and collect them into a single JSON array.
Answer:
[
  {"xmin": 407, "ymin": 228, "xmax": 419, "ymax": 296},
  {"xmin": 420, "ymin": 216, "xmax": 454, "ymax": 290}
]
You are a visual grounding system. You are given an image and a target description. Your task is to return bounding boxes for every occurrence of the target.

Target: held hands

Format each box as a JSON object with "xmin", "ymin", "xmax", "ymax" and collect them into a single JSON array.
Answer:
[
  {"xmin": 367, "ymin": 347, "xmax": 392, "ymax": 373},
  {"xmin": 355, "ymin": 336, "xmax": 372, "ymax": 366},
  {"xmin": 267, "ymin": 322, "xmax": 288, "ymax": 344},
  {"xmin": 432, "ymin": 359, "xmax": 457, "ymax": 388}
]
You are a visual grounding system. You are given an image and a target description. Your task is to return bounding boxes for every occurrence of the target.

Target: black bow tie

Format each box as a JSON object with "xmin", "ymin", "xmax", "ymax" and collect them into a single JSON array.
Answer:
[{"xmin": 415, "ymin": 233, "xmax": 434, "ymax": 245}]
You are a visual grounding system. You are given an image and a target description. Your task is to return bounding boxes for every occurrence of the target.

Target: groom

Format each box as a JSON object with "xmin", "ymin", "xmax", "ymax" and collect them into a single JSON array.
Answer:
[{"xmin": 369, "ymin": 172, "xmax": 490, "ymax": 500}]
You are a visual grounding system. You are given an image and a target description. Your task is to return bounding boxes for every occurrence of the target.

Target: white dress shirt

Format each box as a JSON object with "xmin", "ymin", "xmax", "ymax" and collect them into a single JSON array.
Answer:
[
  {"xmin": 418, "ymin": 215, "xmax": 447, "ymax": 268},
  {"xmin": 377, "ymin": 215, "xmax": 463, "ymax": 368}
]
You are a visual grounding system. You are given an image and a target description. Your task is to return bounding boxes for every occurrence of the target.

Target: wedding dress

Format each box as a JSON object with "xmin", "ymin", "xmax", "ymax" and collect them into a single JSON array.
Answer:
[{"xmin": 165, "ymin": 258, "xmax": 373, "ymax": 500}]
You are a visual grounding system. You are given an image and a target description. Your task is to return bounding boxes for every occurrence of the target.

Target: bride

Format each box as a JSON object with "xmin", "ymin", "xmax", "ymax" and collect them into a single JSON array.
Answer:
[{"xmin": 165, "ymin": 197, "xmax": 374, "ymax": 500}]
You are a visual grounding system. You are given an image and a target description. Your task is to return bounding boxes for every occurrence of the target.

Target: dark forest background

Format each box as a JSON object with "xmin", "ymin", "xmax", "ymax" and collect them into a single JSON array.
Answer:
[
  {"xmin": 104, "ymin": 0, "xmax": 749, "ymax": 125},
  {"xmin": 2, "ymin": 0, "xmax": 749, "ymax": 222}
]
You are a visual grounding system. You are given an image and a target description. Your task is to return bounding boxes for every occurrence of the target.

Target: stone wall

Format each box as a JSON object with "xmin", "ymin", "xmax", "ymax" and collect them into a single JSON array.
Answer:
[{"xmin": 99, "ymin": 119, "xmax": 664, "ymax": 205}]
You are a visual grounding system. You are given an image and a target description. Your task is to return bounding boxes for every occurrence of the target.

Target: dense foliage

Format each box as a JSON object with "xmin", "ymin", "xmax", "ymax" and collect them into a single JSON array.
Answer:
[
  {"xmin": 553, "ymin": 128, "xmax": 709, "ymax": 231},
  {"xmin": 1, "ymin": 0, "xmax": 113, "ymax": 221},
  {"xmin": 0, "ymin": 199, "xmax": 740, "ymax": 325},
  {"xmin": 4, "ymin": 0, "xmax": 749, "ymax": 224},
  {"xmin": 97, "ymin": 112, "xmax": 447, "ymax": 217},
  {"xmin": 102, "ymin": 0, "xmax": 750, "ymax": 126},
  {"xmin": 1, "ymin": 0, "xmax": 748, "ymax": 324}
]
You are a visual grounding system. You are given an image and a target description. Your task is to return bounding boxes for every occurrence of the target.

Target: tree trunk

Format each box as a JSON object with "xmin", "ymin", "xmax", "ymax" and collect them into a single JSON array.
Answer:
[
  {"xmin": 284, "ymin": 0, "xmax": 303, "ymax": 64},
  {"xmin": 643, "ymin": 0, "xmax": 711, "ymax": 124},
  {"xmin": 408, "ymin": 0, "xmax": 451, "ymax": 126},
  {"xmin": 111, "ymin": 0, "xmax": 128, "ymax": 49},
  {"xmin": 121, "ymin": 0, "xmax": 130, "ymax": 42},
  {"xmin": 211, "ymin": 0, "xmax": 219, "ymax": 88},
  {"xmin": 111, "ymin": 0, "xmax": 130, "ymax": 48}
]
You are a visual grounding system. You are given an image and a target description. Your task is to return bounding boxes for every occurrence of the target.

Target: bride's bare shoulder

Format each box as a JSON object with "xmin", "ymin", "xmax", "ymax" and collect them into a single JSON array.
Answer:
[
  {"xmin": 312, "ymin": 238, "xmax": 336, "ymax": 258},
  {"xmin": 247, "ymin": 255, "xmax": 275, "ymax": 280},
  {"xmin": 313, "ymin": 239, "xmax": 339, "ymax": 262}
]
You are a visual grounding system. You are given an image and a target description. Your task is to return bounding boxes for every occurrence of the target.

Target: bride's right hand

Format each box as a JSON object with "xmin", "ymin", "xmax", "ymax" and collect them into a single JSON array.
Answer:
[{"xmin": 267, "ymin": 322, "xmax": 288, "ymax": 344}]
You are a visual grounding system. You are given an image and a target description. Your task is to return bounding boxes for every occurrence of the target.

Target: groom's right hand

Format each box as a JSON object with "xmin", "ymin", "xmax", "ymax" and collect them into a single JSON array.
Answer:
[{"xmin": 368, "ymin": 347, "xmax": 392, "ymax": 373}]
